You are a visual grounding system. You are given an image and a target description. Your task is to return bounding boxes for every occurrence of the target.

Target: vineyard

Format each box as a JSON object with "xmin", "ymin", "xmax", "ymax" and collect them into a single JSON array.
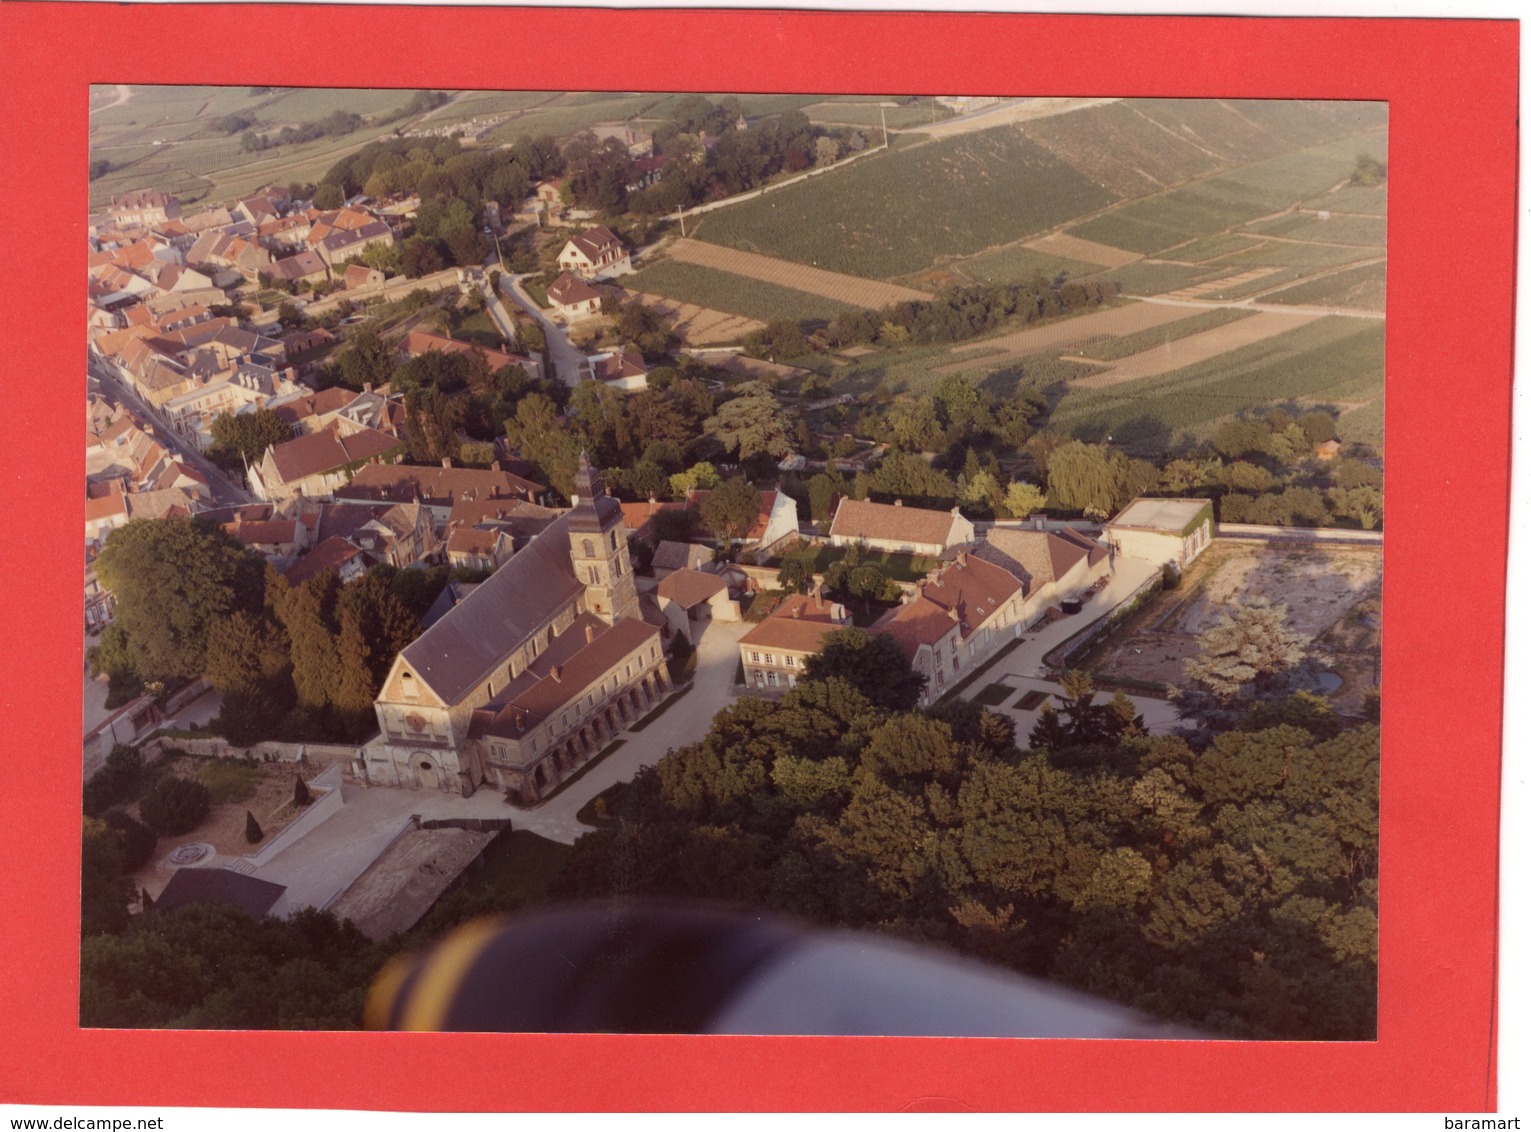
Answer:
[
  {"xmin": 958, "ymin": 241, "xmax": 1103, "ymax": 286},
  {"xmin": 1048, "ymin": 317, "xmax": 1385, "ymax": 455},
  {"xmin": 624, "ymin": 259, "xmax": 858, "ymax": 324},
  {"xmin": 690, "ymin": 127, "xmax": 1117, "ymax": 280},
  {"xmin": 1264, "ymin": 262, "xmax": 1387, "ymax": 311},
  {"xmin": 1076, "ymin": 307, "xmax": 1257, "ymax": 361}
]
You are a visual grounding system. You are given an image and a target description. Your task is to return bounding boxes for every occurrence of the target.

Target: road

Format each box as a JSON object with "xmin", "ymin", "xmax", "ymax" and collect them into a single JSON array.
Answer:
[
  {"xmin": 498, "ymin": 274, "xmax": 586, "ymax": 388},
  {"xmin": 88, "ymin": 357, "xmax": 254, "ymax": 506}
]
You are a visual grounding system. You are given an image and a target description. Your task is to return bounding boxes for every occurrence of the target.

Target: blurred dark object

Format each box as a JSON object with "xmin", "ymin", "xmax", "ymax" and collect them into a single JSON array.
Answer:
[{"xmin": 367, "ymin": 901, "xmax": 1200, "ymax": 1038}]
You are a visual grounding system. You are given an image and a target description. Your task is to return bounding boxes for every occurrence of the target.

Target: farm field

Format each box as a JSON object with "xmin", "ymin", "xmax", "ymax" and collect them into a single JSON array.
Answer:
[
  {"xmin": 930, "ymin": 300, "xmax": 1204, "ymax": 376},
  {"xmin": 481, "ymin": 93, "xmax": 667, "ymax": 144},
  {"xmin": 88, "ymin": 84, "xmax": 426, "ymax": 208},
  {"xmin": 663, "ymin": 238, "xmax": 931, "ymax": 310},
  {"xmin": 1024, "ymin": 231, "xmax": 1141, "ymax": 269},
  {"xmin": 955, "ymin": 241, "xmax": 1102, "ymax": 285},
  {"xmin": 1069, "ymin": 309, "xmax": 1325, "ymax": 389},
  {"xmin": 690, "ymin": 127, "xmax": 1117, "ymax": 279},
  {"xmin": 1076, "ymin": 306, "xmax": 1258, "ymax": 361},
  {"xmin": 1095, "ymin": 261, "xmax": 1227, "ymax": 297},
  {"xmin": 1262, "ymin": 261, "xmax": 1387, "ymax": 312},
  {"xmin": 1090, "ymin": 540, "xmax": 1381, "ymax": 716},
  {"xmin": 801, "ymin": 99, "xmax": 952, "ymax": 130},
  {"xmin": 1048, "ymin": 316, "xmax": 1385, "ymax": 456},
  {"xmin": 616, "ymin": 290, "xmax": 766, "ymax": 346},
  {"xmin": 1336, "ymin": 398, "xmax": 1386, "ymax": 449},
  {"xmin": 625, "ymin": 257, "xmax": 860, "ymax": 324}
]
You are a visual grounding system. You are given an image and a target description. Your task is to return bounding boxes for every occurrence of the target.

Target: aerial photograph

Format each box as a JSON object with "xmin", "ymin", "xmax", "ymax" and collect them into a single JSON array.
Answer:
[{"xmin": 83, "ymin": 86, "xmax": 1384, "ymax": 1039}]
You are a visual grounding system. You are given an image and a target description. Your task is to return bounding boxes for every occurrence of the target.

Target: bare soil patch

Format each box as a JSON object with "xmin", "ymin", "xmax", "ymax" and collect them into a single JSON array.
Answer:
[
  {"xmin": 1069, "ymin": 309, "xmax": 1324, "ymax": 389},
  {"xmin": 1027, "ymin": 231, "xmax": 1142, "ymax": 269},
  {"xmin": 704, "ymin": 354, "xmax": 814, "ymax": 382},
  {"xmin": 932, "ymin": 301, "xmax": 1202, "ymax": 375},
  {"xmin": 1088, "ymin": 540, "xmax": 1381, "ymax": 713},
  {"xmin": 621, "ymin": 290, "xmax": 765, "ymax": 345},
  {"xmin": 668, "ymin": 238, "xmax": 931, "ymax": 309}
]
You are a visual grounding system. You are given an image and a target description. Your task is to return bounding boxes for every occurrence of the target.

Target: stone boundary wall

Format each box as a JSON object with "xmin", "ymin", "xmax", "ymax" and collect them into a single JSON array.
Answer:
[
  {"xmin": 142, "ymin": 736, "xmax": 364, "ymax": 774},
  {"xmin": 418, "ymin": 817, "xmax": 514, "ymax": 833},
  {"xmin": 1217, "ymin": 524, "xmax": 1382, "ymax": 545}
]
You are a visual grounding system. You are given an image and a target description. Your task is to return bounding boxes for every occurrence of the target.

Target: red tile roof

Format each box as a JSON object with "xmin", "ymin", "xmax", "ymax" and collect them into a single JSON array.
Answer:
[
  {"xmin": 830, "ymin": 498, "xmax": 963, "ymax": 548},
  {"xmin": 873, "ymin": 554, "xmax": 1022, "ymax": 659},
  {"xmin": 655, "ymin": 568, "xmax": 728, "ymax": 608}
]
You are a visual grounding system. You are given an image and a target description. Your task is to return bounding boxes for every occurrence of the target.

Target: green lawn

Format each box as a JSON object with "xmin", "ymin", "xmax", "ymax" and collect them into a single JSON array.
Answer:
[
  {"xmin": 955, "ymin": 242, "xmax": 1102, "ymax": 287},
  {"xmin": 454, "ymin": 309, "xmax": 507, "ymax": 349}
]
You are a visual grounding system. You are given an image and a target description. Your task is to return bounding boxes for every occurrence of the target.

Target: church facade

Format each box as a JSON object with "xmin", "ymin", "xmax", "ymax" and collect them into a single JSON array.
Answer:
[{"xmin": 365, "ymin": 457, "xmax": 670, "ymax": 802}]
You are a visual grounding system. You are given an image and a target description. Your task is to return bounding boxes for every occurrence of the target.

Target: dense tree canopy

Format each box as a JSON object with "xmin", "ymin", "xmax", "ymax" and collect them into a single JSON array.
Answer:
[{"xmin": 94, "ymin": 519, "xmax": 266, "ymax": 685}]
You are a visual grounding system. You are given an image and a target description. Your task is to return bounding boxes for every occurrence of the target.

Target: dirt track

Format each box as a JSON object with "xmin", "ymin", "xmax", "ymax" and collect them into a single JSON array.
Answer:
[
  {"xmin": 1069, "ymin": 309, "xmax": 1323, "ymax": 388},
  {"xmin": 668, "ymin": 238, "xmax": 932, "ymax": 310}
]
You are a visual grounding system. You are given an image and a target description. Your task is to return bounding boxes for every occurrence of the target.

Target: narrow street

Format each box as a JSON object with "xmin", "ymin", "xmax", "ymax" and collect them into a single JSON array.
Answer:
[
  {"xmin": 89, "ymin": 357, "xmax": 253, "ymax": 506},
  {"xmin": 498, "ymin": 274, "xmax": 586, "ymax": 388}
]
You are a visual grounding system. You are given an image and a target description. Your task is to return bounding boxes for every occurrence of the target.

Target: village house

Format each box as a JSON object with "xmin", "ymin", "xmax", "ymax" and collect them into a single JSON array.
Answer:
[
  {"xmin": 970, "ymin": 525, "xmax": 1111, "ymax": 611},
  {"xmin": 556, "ymin": 225, "xmax": 632, "ymax": 279},
  {"xmin": 546, "ymin": 272, "xmax": 602, "ymax": 323},
  {"xmin": 309, "ymin": 500, "xmax": 440, "ymax": 570},
  {"xmin": 871, "ymin": 552, "xmax": 1028, "ymax": 705},
  {"xmin": 266, "ymin": 249, "xmax": 330, "ymax": 289},
  {"xmin": 686, "ymin": 486, "xmax": 800, "ymax": 552},
  {"xmin": 584, "ymin": 347, "xmax": 649, "ymax": 392},
  {"xmin": 398, "ymin": 330, "xmax": 543, "ymax": 383},
  {"xmin": 828, "ymin": 497, "xmax": 976, "ymax": 557},
  {"xmin": 739, "ymin": 590, "xmax": 852, "ymax": 692},
  {"xmin": 248, "ymin": 422, "xmax": 406, "ymax": 503},
  {"xmin": 337, "ymin": 462, "xmax": 546, "ymax": 531},
  {"xmin": 109, "ymin": 189, "xmax": 181, "ymax": 228},
  {"xmin": 654, "ymin": 568, "xmax": 740, "ymax": 645},
  {"xmin": 366, "ymin": 456, "xmax": 668, "ymax": 802},
  {"xmin": 1103, "ymin": 498, "xmax": 1214, "ymax": 569}
]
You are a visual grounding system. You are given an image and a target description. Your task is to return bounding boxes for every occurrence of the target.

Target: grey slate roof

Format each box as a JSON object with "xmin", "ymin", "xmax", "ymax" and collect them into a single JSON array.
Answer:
[
  {"xmin": 399, "ymin": 514, "xmax": 583, "ymax": 703},
  {"xmin": 153, "ymin": 867, "xmax": 286, "ymax": 919}
]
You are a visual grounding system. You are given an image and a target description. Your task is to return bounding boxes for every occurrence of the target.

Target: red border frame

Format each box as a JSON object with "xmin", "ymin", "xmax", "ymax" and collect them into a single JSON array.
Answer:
[{"xmin": 0, "ymin": 6, "xmax": 1516, "ymax": 1112}]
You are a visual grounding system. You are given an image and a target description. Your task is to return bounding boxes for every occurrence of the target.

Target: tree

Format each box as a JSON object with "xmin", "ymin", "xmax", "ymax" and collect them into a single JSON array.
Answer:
[
  {"xmin": 802, "ymin": 628, "xmax": 926, "ymax": 712},
  {"xmin": 670, "ymin": 461, "xmax": 721, "ymax": 498},
  {"xmin": 705, "ymin": 382, "xmax": 792, "ymax": 460},
  {"xmin": 139, "ymin": 777, "xmax": 212, "ymax": 837},
  {"xmin": 294, "ymin": 776, "xmax": 313, "ymax": 806},
  {"xmin": 82, "ymin": 818, "xmax": 133, "ymax": 936},
  {"xmin": 700, "ymin": 478, "xmax": 761, "ymax": 543},
  {"xmin": 777, "ymin": 557, "xmax": 814, "ymax": 595},
  {"xmin": 334, "ymin": 326, "xmax": 397, "ymax": 391},
  {"xmin": 1045, "ymin": 441, "xmax": 1153, "ymax": 517},
  {"xmin": 94, "ymin": 519, "xmax": 266, "ymax": 685},
  {"xmin": 1004, "ymin": 481, "xmax": 1047, "ymax": 519},
  {"xmin": 245, "ymin": 810, "xmax": 265, "ymax": 844},
  {"xmin": 1182, "ymin": 599, "xmax": 1315, "ymax": 700},
  {"xmin": 208, "ymin": 408, "xmax": 294, "ymax": 472}
]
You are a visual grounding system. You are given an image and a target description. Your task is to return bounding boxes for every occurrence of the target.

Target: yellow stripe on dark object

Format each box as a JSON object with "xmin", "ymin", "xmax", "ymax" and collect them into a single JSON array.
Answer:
[
  {"xmin": 363, "ymin": 951, "xmax": 417, "ymax": 1031},
  {"xmin": 395, "ymin": 918, "xmax": 504, "ymax": 1031}
]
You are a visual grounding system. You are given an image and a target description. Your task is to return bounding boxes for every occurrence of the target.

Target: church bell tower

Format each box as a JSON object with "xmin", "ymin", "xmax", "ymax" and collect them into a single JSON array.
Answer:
[{"xmin": 567, "ymin": 451, "xmax": 638, "ymax": 624}]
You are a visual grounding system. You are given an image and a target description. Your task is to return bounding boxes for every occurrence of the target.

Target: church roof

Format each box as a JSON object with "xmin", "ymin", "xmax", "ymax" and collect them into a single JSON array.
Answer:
[{"xmin": 398, "ymin": 513, "xmax": 583, "ymax": 703}]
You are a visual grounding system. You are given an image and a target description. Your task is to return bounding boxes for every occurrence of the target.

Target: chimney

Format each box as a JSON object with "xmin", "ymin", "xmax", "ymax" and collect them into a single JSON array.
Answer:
[
  {"xmin": 492, "ymin": 461, "xmax": 503, "ymax": 472},
  {"xmin": 441, "ymin": 457, "xmax": 452, "ymax": 468},
  {"xmin": 512, "ymin": 709, "xmax": 524, "ymax": 729},
  {"xmin": 792, "ymin": 604, "xmax": 802, "ymax": 619},
  {"xmin": 364, "ymin": 382, "xmax": 374, "ymax": 394},
  {"xmin": 948, "ymin": 607, "xmax": 960, "ymax": 622},
  {"xmin": 894, "ymin": 498, "xmax": 903, "ymax": 507},
  {"xmin": 957, "ymin": 551, "xmax": 968, "ymax": 568},
  {"xmin": 585, "ymin": 625, "xmax": 595, "ymax": 644},
  {"xmin": 551, "ymin": 665, "xmax": 563, "ymax": 683}
]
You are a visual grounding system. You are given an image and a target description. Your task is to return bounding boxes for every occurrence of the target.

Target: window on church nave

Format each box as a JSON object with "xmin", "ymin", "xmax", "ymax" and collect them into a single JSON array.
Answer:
[{"xmin": 583, "ymin": 539, "xmax": 594, "ymax": 557}]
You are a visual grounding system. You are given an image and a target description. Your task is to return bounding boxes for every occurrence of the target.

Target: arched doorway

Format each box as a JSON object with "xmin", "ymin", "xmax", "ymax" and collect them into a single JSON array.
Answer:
[{"xmin": 416, "ymin": 757, "xmax": 439, "ymax": 790}]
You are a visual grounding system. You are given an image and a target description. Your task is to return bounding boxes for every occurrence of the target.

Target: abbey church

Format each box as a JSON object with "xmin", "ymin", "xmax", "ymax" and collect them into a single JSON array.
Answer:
[{"xmin": 366, "ymin": 455, "xmax": 670, "ymax": 802}]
